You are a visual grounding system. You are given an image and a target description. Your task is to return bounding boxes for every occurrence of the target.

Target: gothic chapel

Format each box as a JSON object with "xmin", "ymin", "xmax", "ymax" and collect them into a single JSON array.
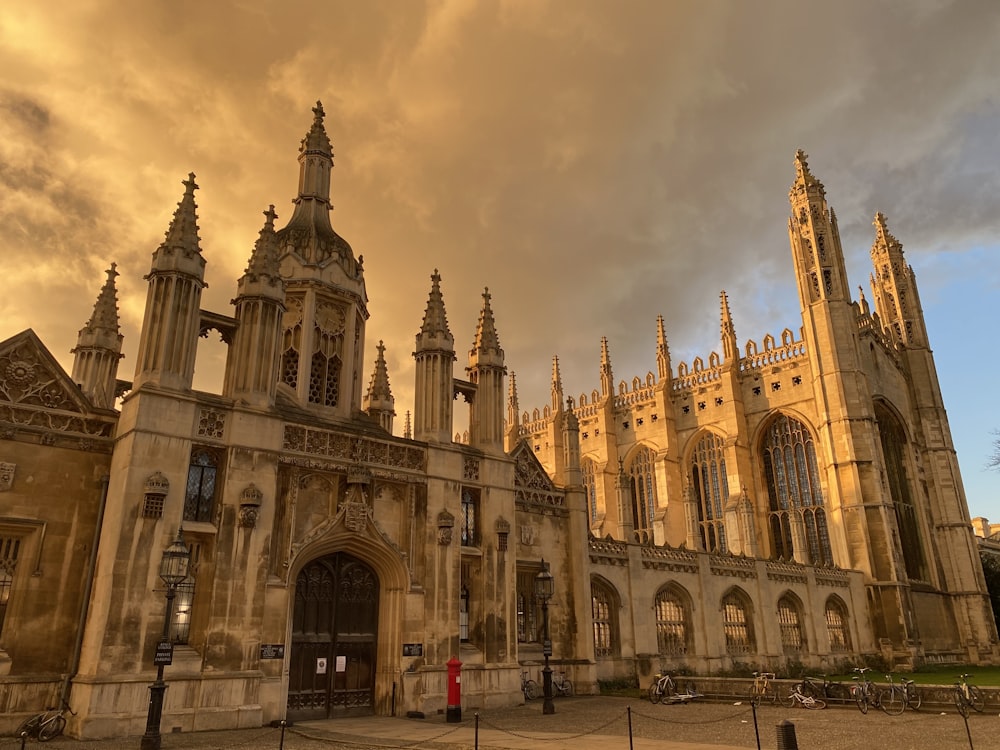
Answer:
[{"xmin": 0, "ymin": 103, "xmax": 994, "ymax": 738}]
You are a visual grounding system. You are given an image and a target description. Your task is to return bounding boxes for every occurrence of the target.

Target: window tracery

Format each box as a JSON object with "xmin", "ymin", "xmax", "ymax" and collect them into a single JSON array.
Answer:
[
  {"xmin": 627, "ymin": 446, "xmax": 657, "ymax": 540},
  {"xmin": 690, "ymin": 432, "xmax": 728, "ymax": 553},
  {"xmin": 654, "ymin": 586, "xmax": 689, "ymax": 656}
]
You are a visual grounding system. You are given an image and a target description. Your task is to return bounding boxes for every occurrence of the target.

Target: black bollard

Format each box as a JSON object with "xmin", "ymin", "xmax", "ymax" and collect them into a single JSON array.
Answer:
[
  {"xmin": 627, "ymin": 705, "xmax": 634, "ymax": 750},
  {"xmin": 751, "ymin": 701, "xmax": 761, "ymax": 750},
  {"xmin": 474, "ymin": 712, "xmax": 479, "ymax": 750},
  {"xmin": 776, "ymin": 719, "xmax": 798, "ymax": 750},
  {"xmin": 279, "ymin": 719, "xmax": 286, "ymax": 750}
]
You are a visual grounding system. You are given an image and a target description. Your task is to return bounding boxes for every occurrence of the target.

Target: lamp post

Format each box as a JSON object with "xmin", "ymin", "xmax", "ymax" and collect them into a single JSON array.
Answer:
[
  {"xmin": 534, "ymin": 558, "xmax": 555, "ymax": 715},
  {"xmin": 140, "ymin": 529, "xmax": 191, "ymax": 750}
]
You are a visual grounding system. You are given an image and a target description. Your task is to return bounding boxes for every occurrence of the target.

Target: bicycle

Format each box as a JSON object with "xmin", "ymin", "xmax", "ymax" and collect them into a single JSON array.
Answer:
[
  {"xmin": 901, "ymin": 677, "xmax": 921, "ymax": 710},
  {"xmin": 16, "ymin": 700, "xmax": 76, "ymax": 742},
  {"xmin": 781, "ymin": 682, "xmax": 826, "ymax": 710},
  {"xmin": 953, "ymin": 673, "xmax": 985, "ymax": 717},
  {"xmin": 791, "ymin": 674, "xmax": 850, "ymax": 706},
  {"xmin": 850, "ymin": 667, "xmax": 881, "ymax": 714},
  {"xmin": 749, "ymin": 671, "xmax": 778, "ymax": 706},
  {"xmin": 521, "ymin": 669, "xmax": 540, "ymax": 701},
  {"xmin": 649, "ymin": 671, "xmax": 699, "ymax": 704},
  {"xmin": 552, "ymin": 671, "xmax": 574, "ymax": 697},
  {"xmin": 878, "ymin": 674, "xmax": 906, "ymax": 716}
]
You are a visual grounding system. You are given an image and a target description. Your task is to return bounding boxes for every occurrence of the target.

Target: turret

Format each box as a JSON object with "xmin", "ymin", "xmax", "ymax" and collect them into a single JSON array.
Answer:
[
  {"xmin": 275, "ymin": 102, "xmax": 369, "ymax": 417},
  {"xmin": 869, "ymin": 212, "xmax": 928, "ymax": 348},
  {"xmin": 788, "ymin": 150, "xmax": 852, "ymax": 306},
  {"xmin": 224, "ymin": 206, "xmax": 286, "ymax": 406},
  {"xmin": 467, "ymin": 288, "xmax": 506, "ymax": 453},
  {"xmin": 133, "ymin": 174, "xmax": 207, "ymax": 391},
  {"xmin": 71, "ymin": 264, "xmax": 124, "ymax": 409},
  {"xmin": 364, "ymin": 340, "xmax": 396, "ymax": 434},
  {"xmin": 413, "ymin": 270, "xmax": 455, "ymax": 443}
]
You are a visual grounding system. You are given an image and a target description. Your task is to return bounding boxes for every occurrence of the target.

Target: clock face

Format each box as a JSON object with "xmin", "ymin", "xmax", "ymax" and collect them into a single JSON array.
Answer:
[{"xmin": 316, "ymin": 302, "xmax": 346, "ymax": 333}]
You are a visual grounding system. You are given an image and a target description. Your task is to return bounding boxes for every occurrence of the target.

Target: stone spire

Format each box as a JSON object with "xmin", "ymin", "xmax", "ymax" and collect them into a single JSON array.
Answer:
[
  {"xmin": 655, "ymin": 314, "xmax": 672, "ymax": 382},
  {"xmin": 403, "ymin": 410, "xmax": 412, "ymax": 440},
  {"xmin": 599, "ymin": 336, "xmax": 614, "ymax": 398},
  {"xmin": 413, "ymin": 270, "xmax": 456, "ymax": 443},
  {"xmin": 787, "ymin": 149, "xmax": 852, "ymax": 305},
  {"xmin": 551, "ymin": 356, "xmax": 564, "ymax": 413},
  {"xmin": 869, "ymin": 212, "xmax": 927, "ymax": 347},
  {"xmin": 364, "ymin": 340, "xmax": 396, "ymax": 433},
  {"xmin": 468, "ymin": 287, "xmax": 506, "ymax": 453},
  {"xmin": 71, "ymin": 264, "xmax": 124, "ymax": 409},
  {"xmin": 277, "ymin": 100, "xmax": 356, "ymax": 267},
  {"xmin": 505, "ymin": 371, "xmax": 521, "ymax": 452},
  {"xmin": 720, "ymin": 290, "xmax": 738, "ymax": 364},
  {"xmin": 134, "ymin": 174, "xmax": 207, "ymax": 391},
  {"xmin": 224, "ymin": 206, "xmax": 287, "ymax": 405}
]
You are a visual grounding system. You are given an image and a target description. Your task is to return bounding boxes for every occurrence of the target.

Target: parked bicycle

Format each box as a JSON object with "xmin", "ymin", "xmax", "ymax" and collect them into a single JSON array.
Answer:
[
  {"xmin": 877, "ymin": 674, "xmax": 906, "ymax": 716},
  {"xmin": 781, "ymin": 682, "xmax": 826, "ymax": 710},
  {"xmin": 648, "ymin": 672, "xmax": 699, "ymax": 704},
  {"xmin": 749, "ymin": 671, "xmax": 778, "ymax": 706},
  {"xmin": 901, "ymin": 676, "xmax": 921, "ymax": 710},
  {"xmin": 850, "ymin": 667, "xmax": 881, "ymax": 714},
  {"xmin": 521, "ymin": 669, "xmax": 540, "ymax": 701},
  {"xmin": 16, "ymin": 700, "xmax": 76, "ymax": 742},
  {"xmin": 953, "ymin": 673, "xmax": 985, "ymax": 717},
  {"xmin": 552, "ymin": 671, "xmax": 574, "ymax": 697},
  {"xmin": 793, "ymin": 674, "xmax": 850, "ymax": 706}
]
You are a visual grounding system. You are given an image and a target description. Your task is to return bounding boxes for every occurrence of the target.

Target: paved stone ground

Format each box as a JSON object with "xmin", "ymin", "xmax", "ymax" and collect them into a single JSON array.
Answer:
[{"xmin": 2, "ymin": 695, "xmax": 997, "ymax": 750}]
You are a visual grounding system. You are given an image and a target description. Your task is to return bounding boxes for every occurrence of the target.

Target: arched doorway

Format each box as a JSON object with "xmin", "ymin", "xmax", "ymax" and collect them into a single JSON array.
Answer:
[{"xmin": 288, "ymin": 552, "xmax": 379, "ymax": 720}]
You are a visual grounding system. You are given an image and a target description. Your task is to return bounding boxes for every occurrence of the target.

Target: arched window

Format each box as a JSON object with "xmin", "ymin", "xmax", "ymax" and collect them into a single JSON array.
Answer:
[
  {"xmin": 184, "ymin": 449, "xmax": 220, "ymax": 523},
  {"xmin": 760, "ymin": 414, "xmax": 833, "ymax": 565},
  {"xmin": 582, "ymin": 458, "xmax": 598, "ymax": 523},
  {"xmin": 722, "ymin": 590, "xmax": 755, "ymax": 655},
  {"xmin": 690, "ymin": 432, "xmax": 729, "ymax": 552},
  {"xmin": 0, "ymin": 535, "xmax": 21, "ymax": 638},
  {"xmin": 777, "ymin": 594, "xmax": 804, "ymax": 653},
  {"xmin": 627, "ymin": 446, "xmax": 658, "ymax": 542},
  {"xmin": 654, "ymin": 586, "xmax": 689, "ymax": 656},
  {"xmin": 825, "ymin": 597, "xmax": 851, "ymax": 653},
  {"xmin": 591, "ymin": 578, "xmax": 619, "ymax": 657},
  {"xmin": 875, "ymin": 404, "xmax": 927, "ymax": 582}
]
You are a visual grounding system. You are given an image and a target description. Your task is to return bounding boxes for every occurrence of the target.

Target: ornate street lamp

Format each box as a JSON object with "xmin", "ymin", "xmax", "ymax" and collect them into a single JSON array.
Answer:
[
  {"xmin": 534, "ymin": 558, "xmax": 555, "ymax": 715},
  {"xmin": 140, "ymin": 529, "xmax": 191, "ymax": 750}
]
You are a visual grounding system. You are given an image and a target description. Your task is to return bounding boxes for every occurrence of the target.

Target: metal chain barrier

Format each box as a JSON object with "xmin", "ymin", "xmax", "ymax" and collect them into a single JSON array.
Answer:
[
  {"xmin": 476, "ymin": 705, "xmax": 630, "ymax": 741},
  {"xmin": 631, "ymin": 701, "xmax": 756, "ymax": 725}
]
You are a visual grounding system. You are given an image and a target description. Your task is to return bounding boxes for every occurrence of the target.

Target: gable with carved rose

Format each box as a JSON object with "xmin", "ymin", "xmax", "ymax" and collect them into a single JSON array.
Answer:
[{"xmin": 510, "ymin": 441, "xmax": 564, "ymax": 508}]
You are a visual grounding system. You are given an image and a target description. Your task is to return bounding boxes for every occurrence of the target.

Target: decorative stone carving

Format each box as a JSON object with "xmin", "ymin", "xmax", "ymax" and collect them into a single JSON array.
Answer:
[
  {"xmin": 197, "ymin": 408, "xmax": 226, "ymax": 439},
  {"xmin": 239, "ymin": 483, "xmax": 263, "ymax": 528},
  {"xmin": 437, "ymin": 509, "xmax": 454, "ymax": 546},
  {"xmin": 0, "ymin": 462, "xmax": 14, "ymax": 492},
  {"xmin": 463, "ymin": 455, "xmax": 480, "ymax": 482}
]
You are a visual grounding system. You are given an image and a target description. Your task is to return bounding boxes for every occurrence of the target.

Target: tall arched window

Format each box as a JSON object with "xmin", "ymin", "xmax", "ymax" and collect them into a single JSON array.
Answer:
[
  {"xmin": 582, "ymin": 458, "xmax": 598, "ymax": 523},
  {"xmin": 690, "ymin": 432, "xmax": 729, "ymax": 552},
  {"xmin": 627, "ymin": 446, "xmax": 658, "ymax": 542},
  {"xmin": 760, "ymin": 414, "xmax": 833, "ymax": 565},
  {"xmin": 875, "ymin": 404, "xmax": 927, "ymax": 582},
  {"xmin": 722, "ymin": 589, "xmax": 755, "ymax": 655},
  {"xmin": 777, "ymin": 594, "xmax": 804, "ymax": 653},
  {"xmin": 184, "ymin": 449, "xmax": 220, "ymax": 523},
  {"xmin": 655, "ymin": 586, "xmax": 690, "ymax": 656},
  {"xmin": 825, "ymin": 597, "xmax": 852, "ymax": 652},
  {"xmin": 591, "ymin": 578, "xmax": 619, "ymax": 657}
]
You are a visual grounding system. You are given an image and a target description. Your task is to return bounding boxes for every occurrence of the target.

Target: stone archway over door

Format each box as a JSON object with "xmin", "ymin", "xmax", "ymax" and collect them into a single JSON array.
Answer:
[{"xmin": 288, "ymin": 552, "xmax": 379, "ymax": 720}]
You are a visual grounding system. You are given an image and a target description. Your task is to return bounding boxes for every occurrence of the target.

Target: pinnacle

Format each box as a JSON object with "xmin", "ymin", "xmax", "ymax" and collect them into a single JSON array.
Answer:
[
  {"xmin": 472, "ymin": 287, "xmax": 502, "ymax": 354},
  {"xmin": 418, "ymin": 269, "xmax": 454, "ymax": 345},
  {"xmin": 86, "ymin": 263, "xmax": 121, "ymax": 333},
  {"xmin": 244, "ymin": 205, "xmax": 282, "ymax": 279},
  {"xmin": 366, "ymin": 340, "xmax": 393, "ymax": 401},
  {"xmin": 300, "ymin": 99, "xmax": 332, "ymax": 156},
  {"xmin": 790, "ymin": 149, "xmax": 825, "ymax": 199},
  {"xmin": 160, "ymin": 173, "xmax": 203, "ymax": 256}
]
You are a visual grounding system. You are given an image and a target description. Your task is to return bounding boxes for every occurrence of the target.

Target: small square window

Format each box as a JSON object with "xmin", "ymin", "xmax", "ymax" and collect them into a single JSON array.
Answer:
[
  {"xmin": 715, "ymin": 397, "xmax": 723, "ymax": 406},
  {"xmin": 752, "ymin": 387, "xmax": 761, "ymax": 396},
  {"xmin": 698, "ymin": 401, "xmax": 706, "ymax": 410},
  {"xmin": 771, "ymin": 382, "xmax": 781, "ymax": 392}
]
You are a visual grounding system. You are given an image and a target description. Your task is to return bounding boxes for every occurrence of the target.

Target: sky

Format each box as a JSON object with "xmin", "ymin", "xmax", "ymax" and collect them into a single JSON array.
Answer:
[{"xmin": 1, "ymin": 0, "xmax": 998, "ymax": 520}]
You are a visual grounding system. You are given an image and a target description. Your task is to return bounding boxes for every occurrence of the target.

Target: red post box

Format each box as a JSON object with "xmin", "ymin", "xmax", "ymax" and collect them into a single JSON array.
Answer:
[{"xmin": 446, "ymin": 656, "xmax": 462, "ymax": 722}]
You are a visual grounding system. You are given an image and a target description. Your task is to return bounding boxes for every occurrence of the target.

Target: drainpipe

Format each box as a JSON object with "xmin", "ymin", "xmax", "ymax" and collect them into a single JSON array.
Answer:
[{"xmin": 62, "ymin": 473, "xmax": 110, "ymax": 704}]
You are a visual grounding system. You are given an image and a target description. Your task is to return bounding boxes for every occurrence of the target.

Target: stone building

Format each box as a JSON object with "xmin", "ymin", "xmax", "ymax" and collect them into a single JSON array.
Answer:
[{"xmin": 0, "ymin": 104, "xmax": 994, "ymax": 739}]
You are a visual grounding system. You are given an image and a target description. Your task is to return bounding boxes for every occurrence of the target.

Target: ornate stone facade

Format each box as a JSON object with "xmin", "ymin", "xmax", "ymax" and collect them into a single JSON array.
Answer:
[{"xmin": 0, "ymin": 112, "xmax": 993, "ymax": 740}]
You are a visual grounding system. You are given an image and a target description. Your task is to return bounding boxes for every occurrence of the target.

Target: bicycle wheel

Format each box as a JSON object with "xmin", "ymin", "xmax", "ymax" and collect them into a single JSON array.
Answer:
[
  {"xmin": 561, "ymin": 680, "xmax": 573, "ymax": 697},
  {"xmin": 684, "ymin": 681, "xmax": 697, "ymax": 698},
  {"xmin": 748, "ymin": 685, "xmax": 761, "ymax": 707},
  {"xmin": 954, "ymin": 688, "xmax": 970, "ymax": 717},
  {"xmin": 880, "ymin": 687, "xmax": 905, "ymax": 716},
  {"xmin": 804, "ymin": 696, "xmax": 826, "ymax": 710},
  {"xmin": 779, "ymin": 686, "xmax": 796, "ymax": 708},
  {"xmin": 905, "ymin": 684, "xmax": 921, "ymax": 711},
  {"xmin": 38, "ymin": 716, "xmax": 66, "ymax": 742},
  {"xmin": 799, "ymin": 680, "xmax": 819, "ymax": 699},
  {"xmin": 16, "ymin": 715, "xmax": 41, "ymax": 739},
  {"xmin": 968, "ymin": 685, "xmax": 985, "ymax": 713},
  {"xmin": 648, "ymin": 683, "xmax": 662, "ymax": 704},
  {"xmin": 524, "ymin": 680, "xmax": 539, "ymax": 701},
  {"xmin": 854, "ymin": 686, "xmax": 869, "ymax": 714}
]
